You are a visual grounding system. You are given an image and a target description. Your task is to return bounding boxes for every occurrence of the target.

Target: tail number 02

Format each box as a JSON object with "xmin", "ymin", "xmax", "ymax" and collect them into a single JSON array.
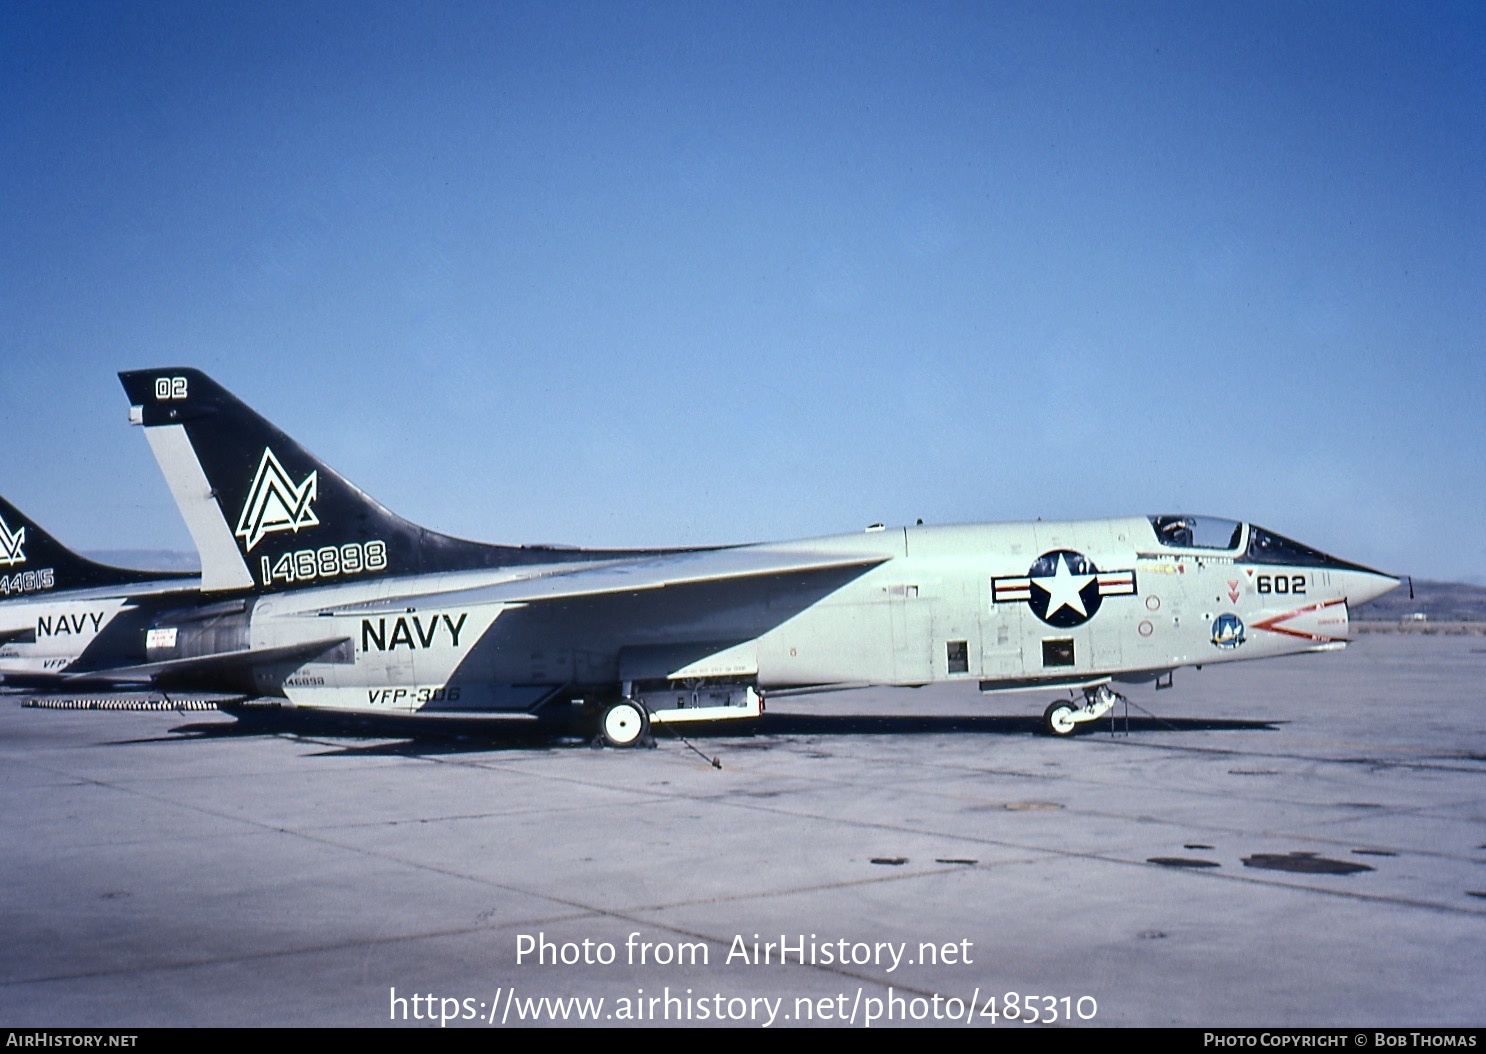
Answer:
[{"xmin": 155, "ymin": 377, "xmax": 188, "ymax": 400}]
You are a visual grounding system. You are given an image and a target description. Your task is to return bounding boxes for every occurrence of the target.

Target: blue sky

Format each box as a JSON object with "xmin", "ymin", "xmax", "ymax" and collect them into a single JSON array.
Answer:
[{"xmin": 2, "ymin": 1, "xmax": 1482, "ymax": 580}]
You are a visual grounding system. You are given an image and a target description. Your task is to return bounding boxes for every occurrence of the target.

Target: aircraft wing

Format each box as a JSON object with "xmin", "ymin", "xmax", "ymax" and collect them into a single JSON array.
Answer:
[{"xmin": 322, "ymin": 546, "xmax": 888, "ymax": 615}]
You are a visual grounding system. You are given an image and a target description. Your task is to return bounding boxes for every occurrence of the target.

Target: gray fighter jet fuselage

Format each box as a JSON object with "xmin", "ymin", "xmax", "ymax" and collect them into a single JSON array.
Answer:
[{"xmin": 96, "ymin": 369, "xmax": 1400, "ymax": 742}]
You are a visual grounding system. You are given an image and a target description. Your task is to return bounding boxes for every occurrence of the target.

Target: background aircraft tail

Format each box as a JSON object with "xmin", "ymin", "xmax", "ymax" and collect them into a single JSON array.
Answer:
[
  {"xmin": 119, "ymin": 368, "xmax": 645, "ymax": 593},
  {"xmin": 0, "ymin": 494, "xmax": 192, "ymax": 594}
]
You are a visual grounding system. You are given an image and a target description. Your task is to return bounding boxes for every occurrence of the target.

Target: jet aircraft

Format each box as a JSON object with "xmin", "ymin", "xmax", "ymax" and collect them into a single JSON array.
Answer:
[
  {"xmin": 0, "ymin": 495, "xmax": 199, "ymax": 690},
  {"xmin": 97, "ymin": 367, "xmax": 1400, "ymax": 744}
]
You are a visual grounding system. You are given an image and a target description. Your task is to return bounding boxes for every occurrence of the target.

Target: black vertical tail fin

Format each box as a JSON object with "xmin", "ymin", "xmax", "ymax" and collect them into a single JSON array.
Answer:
[
  {"xmin": 0, "ymin": 494, "xmax": 191, "ymax": 595},
  {"xmin": 119, "ymin": 368, "xmax": 610, "ymax": 594}
]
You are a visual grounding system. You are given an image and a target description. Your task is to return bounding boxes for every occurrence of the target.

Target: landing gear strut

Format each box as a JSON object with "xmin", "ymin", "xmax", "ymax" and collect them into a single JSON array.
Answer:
[{"xmin": 1043, "ymin": 683, "xmax": 1125, "ymax": 737}]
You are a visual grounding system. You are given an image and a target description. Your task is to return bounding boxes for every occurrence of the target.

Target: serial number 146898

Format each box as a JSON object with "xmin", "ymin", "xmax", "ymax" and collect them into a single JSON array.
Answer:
[{"xmin": 260, "ymin": 540, "xmax": 387, "ymax": 585}]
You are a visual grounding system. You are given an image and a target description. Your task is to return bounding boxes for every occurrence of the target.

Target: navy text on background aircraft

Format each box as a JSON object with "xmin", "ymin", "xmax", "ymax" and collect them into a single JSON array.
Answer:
[
  {"xmin": 0, "ymin": 495, "xmax": 199, "ymax": 690},
  {"xmin": 108, "ymin": 368, "xmax": 1398, "ymax": 744}
]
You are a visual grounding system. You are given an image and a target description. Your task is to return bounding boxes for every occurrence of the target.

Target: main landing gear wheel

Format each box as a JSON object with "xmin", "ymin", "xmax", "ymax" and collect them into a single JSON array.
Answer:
[
  {"xmin": 600, "ymin": 699, "xmax": 650, "ymax": 748},
  {"xmin": 1043, "ymin": 701, "xmax": 1078, "ymax": 737}
]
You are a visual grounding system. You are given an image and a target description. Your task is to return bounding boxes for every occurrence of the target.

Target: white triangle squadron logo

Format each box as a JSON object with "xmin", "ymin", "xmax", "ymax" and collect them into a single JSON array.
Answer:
[
  {"xmin": 0, "ymin": 514, "xmax": 26, "ymax": 567},
  {"xmin": 234, "ymin": 448, "xmax": 319, "ymax": 552}
]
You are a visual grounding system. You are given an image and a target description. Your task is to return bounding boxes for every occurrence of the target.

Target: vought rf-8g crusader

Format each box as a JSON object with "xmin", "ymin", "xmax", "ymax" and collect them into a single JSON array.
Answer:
[
  {"xmin": 75, "ymin": 367, "xmax": 1398, "ymax": 744},
  {"xmin": 0, "ymin": 494, "xmax": 200, "ymax": 691}
]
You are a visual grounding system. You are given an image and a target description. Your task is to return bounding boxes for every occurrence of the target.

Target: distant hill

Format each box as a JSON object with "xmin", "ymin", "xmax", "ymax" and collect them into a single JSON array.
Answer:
[
  {"xmin": 1354, "ymin": 579, "xmax": 1486, "ymax": 622},
  {"xmin": 84, "ymin": 550, "xmax": 200, "ymax": 573}
]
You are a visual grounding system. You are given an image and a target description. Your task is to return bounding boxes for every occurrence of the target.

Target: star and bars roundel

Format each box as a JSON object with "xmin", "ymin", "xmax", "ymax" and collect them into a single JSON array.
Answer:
[{"xmin": 992, "ymin": 550, "xmax": 1138, "ymax": 628}]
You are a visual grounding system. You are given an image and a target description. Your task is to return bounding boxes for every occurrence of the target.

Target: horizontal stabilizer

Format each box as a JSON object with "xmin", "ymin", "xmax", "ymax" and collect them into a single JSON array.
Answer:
[
  {"xmin": 14, "ymin": 636, "xmax": 352, "ymax": 689},
  {"xmin": 0, "ymin": 626, "xmax": 37, "ymax": 646},
  {"xmin": 15, "ymin": 692, "xmax": 246, "ymax": 711}
]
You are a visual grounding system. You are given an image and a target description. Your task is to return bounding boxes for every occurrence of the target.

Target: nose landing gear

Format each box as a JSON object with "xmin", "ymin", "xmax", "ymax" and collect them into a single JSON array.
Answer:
[{"xmin": 1043, "ymin": 683, "xmax": 1126, "ymax": 737}]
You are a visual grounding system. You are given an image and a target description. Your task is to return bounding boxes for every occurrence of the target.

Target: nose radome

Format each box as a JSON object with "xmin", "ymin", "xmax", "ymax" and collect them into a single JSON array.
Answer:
[{"xmin": 1344, "ymin": 570, "xmax": 1401, "ymax": 608}]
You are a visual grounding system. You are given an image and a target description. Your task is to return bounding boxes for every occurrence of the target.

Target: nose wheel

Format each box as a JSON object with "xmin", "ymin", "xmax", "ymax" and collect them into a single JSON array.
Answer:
[
  {"xmin": 1043, "ymin": 701, "xmax": 1078, "ymax": 736},
  {"xmin": 1042, "ymin": 684, "xmax": 1124, "ymax": 736}
]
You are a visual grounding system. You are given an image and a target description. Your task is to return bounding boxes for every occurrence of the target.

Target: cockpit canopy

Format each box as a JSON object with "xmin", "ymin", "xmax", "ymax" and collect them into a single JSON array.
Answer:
[
  {"xmin": 1148, "ymin": 515, "xmax": 1244, "ymax": 551},
  {"xmin": 1147, "ymin": 515, "xmax": 1383, "ymax": 573}
]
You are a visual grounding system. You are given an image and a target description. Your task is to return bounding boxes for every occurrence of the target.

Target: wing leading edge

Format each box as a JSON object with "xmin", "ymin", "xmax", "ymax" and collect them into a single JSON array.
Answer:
[{"xmin": 313, "ymin": 546, "xmax": 891, "ymax": 616}]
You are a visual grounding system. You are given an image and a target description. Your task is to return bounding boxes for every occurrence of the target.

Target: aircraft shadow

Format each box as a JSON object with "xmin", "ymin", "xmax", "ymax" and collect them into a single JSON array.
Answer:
[
  {"xmin": 703, "ymin": 713, "xmax": 1279, "ymax": 739},
  {"xmin": 153, "ymin": 710, "xmax": 568, "ymax": 752},
  {"xmin": 125, "ymin": 709, "xmax": 1280, "ymax": 757}
]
